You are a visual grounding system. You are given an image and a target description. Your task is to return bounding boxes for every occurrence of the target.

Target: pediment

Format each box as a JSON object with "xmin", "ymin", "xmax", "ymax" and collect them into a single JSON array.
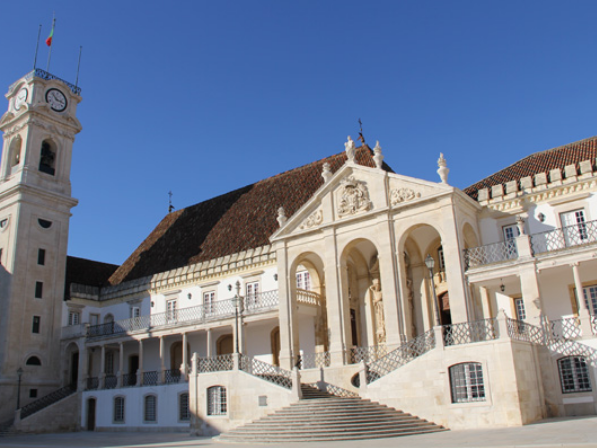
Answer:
[{"xmin": 271, "ymin": 162, "xmax": 454, "ymax": 241}]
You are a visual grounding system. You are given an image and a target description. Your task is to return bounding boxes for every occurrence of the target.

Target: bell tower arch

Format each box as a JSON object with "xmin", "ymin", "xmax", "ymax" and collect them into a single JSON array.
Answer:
[{"xmin": 0, "ymin": 69, "xmax": 82, "ymax": 419}]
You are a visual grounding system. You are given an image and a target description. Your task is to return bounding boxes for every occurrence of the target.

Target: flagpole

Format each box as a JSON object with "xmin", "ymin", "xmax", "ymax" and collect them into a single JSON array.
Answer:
[
  {"xmin": 33, "ymin": 24, "xmax": 42, "ymax": 70},
  {"xmin": 46, "ymin": 15, "xmax": 55, "ymax": 73},
  {"xmin": 75, "ymin": 46, "xmax": 83, "ymax": 88}
]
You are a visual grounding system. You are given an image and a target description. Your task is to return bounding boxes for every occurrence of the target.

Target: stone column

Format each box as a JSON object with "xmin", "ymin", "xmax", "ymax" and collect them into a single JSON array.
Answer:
[
  {"xmin": 277, "ymin": 245, "xmax": 299, "ymax": 370},
  {"xmin": 77, "ymin": 341, "xmax": 88, "ymax": 391},
  {"xmin": 206, "ymin": 329, "xmax": 213, "ymax": 358},
  {"xmin": 159, "ymin": 336, "xmax": 166, "ymax": 384},
  {"xmin": 518, "ymin": 264, "xmax": 543, "ymax": 324},
  {"xmin": 99, "ymin": 345, "xmax": 106, "ymax": 389},
  {"xmin": 572, "ymin": 263, "xmax": 593, "ymax": 337},
  {"xmin": 324, "ymin": 231, "xmax": 348, "ymax": 366},
  {"xmin": 377, "ymin": 224, "xmax": 403, "ymax": 349},
  {"xmin": 137, "ymin": 339, "xmax": 144, "ymax": 386},
  {"xmin": 181, "ymin": 333, "xmax": 188, "ymax": 380},
  {"xmin": 478, "ymin": 286, "xmax": 494, "ymax": 319},
  {"xmin": 117, "ymin": 342, "xmax": 124, "ymax": 388}
]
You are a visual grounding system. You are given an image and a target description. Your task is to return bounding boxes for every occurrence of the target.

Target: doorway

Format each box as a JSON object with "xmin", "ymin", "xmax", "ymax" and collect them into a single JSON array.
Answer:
[
  {"xmin": 217, "ymin": 334, "xmax": 233, "ymax": 355},
  {"xmin": 86, "ymin": 398, "xmax": 96, "ymax": 431},
  {"xmin": 128, "ymin": 355, "xmax": 139, "ymax": 386},
  {"xmin": 70, "ymin": 352, "xmax": 79, "ymax": 389}
]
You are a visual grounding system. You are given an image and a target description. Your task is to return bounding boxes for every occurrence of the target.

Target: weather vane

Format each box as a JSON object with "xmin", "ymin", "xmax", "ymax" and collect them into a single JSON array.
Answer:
[
  {"xmin": 168, "ymin": 191, "xmax": 175, "ymax": 213},
  {"xmin": 358, "ymin": 118, "xmax": 365, "ymax": 144}
]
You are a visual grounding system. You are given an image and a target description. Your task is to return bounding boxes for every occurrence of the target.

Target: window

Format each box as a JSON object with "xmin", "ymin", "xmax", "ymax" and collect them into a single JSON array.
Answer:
[
  {"xmin": 89, "ymin": 313, "xmax": 100, "ymax": 326},
  {"xmin": 39, "ymin": 140, "xmax": 56, "ymax": 176},
  {"xmin": 32, "ymin": 316, "xmax": 40, "ymax": 334},
  {"xmin": 207, "ymin": 386, "xmax": 227, "ymax": 415},
  {"xmin": 35, "ymin": 281, "xmax": 43, "ymax": 299},
  {"xmin": 113, "ymin": 396, "xmax": 125, "ymax": 423},
  {"xmin": 246, "ymin": 282, "xmax": 259, "ymax": 307},
  {"xmin": 582, "ymin": 285, "xmax": 597, "ymax": 316},
  {"xmin": 166, "ymin": 300, "xmax": 177, "ymax": 322},
  {"xmin": 29, "ymin": 389, "xmax": 38, "ymax": 398},
  {"xmin": 38, "ymin": 219, "xmax": 52, "ymax": 229},
  {"xmin": 558, "ymin": 357, "xmax": 592, "ymax": 393},
  {"xmin": 514, "ymin": 298, "xmax": 526, "ymax": 321},
  {"xmin": 449, "ymin": 362, "xmax": 485, "ymax": 403},
  {"xmin": 296, "ymin": 271, "xmax": 311, "ymax": 291},
  {"xmin": 68, "ymin": 310, "xmax": 80, "ymax": 326},
  {"xmin": 105, "ymin": 351, "xmax": 114, "ymax": 375},
  {"xmin": 204, "ymin": 291, "xmax": 215, "ymax": 314},
  {"xmin": 26, "ymin": 356, "xmax": 41, "ymax": 366},
  {"xmin": 437, "ymin": 247, "xmax": 446, "ymax": 273},
  {"xmin": 179, "ymin": 393, "xmax": 190, "ymax": 421},
  {"xmin": 37, "ymin": 249, "xmax": 45, "ymax": 265},
  {"xmin": 130, "ymin": 306, "xmax": 140, "ymax": 319},
  {"xmin": 144, "ymin": 395, "xmax": 157, "ymax": 422},
  {"xmin": 503, "ymin": 224, "xmax": 520, "ymax": 241},
  {"xmin": 560, "ymin": 209, "xmax": 588, "ymax": 246}
]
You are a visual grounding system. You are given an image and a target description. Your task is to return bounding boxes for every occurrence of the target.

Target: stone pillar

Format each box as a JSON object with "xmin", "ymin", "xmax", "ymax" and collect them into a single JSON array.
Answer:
[
  {"xmin": 433, "ymin": 325, "xmax": 445, "ymax": 349},
  {"xmin": 518, "ymin": 264, "xmax": 543, "ymax": 324},
  {"xmin": 181, "ymin": 333, "xmax": 188, "ymax": 380},
  {"xmin": 572, "ymin": 263, "xmax": 593, "ymax": 337},
  {"xmin": 441, "ymin": 215, "xmax": 470, "ymax": 324},
  {"xmin": 159, "ymin": 336, "xmax": 166, "ymax": 384},
  {"xmin": 206, "ymin": 329, "xmax": 213, "ymax": 358},
  {"xmin": 358, "ymin": 361, "xmax": 368, "ymax": 392},
  {"xmin": 137, "ymin": 339, "xmax": 144, "ymax": 386},
  {"xmin": 117, "ymin": 342, "xmax": 124, "ymax": 388},
  {"xmin": 324, "ymin": 231, "xmax": 348, "ymax": 366},
  {"xmin": 99, "ymin": 345, "xmax": 106, "ymax": 389},
  {"xmin": 376, "ymin": 220, "xmax": 404, "ymax": 349},
  {"xmin": 77, "ymin": 341, "xmax": 88, "ymax": 391},
  {"xmin": 479, "ymin": 286, "xmax": 494, "ymax": 319},
  {"xmin": 291, "ymin": 367, "xmax": 302, "ymax": 401},
  {"xmin": 497, "ymin": 309, "xmax": 510, "ymax": 340},
  {"xmin": 277, "ymin": 245, "xmax": 299, "ymax": 370}
]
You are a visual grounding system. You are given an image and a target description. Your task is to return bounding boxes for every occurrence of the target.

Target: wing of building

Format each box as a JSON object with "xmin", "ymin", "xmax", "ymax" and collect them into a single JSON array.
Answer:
[{"xmin": 1, "ymin": 70, "xmax": 597, "ymax": 438}]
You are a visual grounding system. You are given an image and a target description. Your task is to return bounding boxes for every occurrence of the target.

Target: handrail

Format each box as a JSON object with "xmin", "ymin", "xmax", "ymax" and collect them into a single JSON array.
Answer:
[
  {"xmin": 239, "ymin": 355, "xmax": 292, "ymax": 389},
  {"xmin": 464, "ymin": 240, "xmax": 518, "ymax": 269},
  {"xmin": 531, "ymin": 219, "xmax": 597, "ymax": 254},
  {"xmin": 19, "ymin": 385, "xmax": 76, "ymax": 419}
]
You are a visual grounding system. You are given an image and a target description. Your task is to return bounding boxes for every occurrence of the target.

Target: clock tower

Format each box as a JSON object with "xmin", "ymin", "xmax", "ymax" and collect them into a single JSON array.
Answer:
[{"xmin": 0, "ymin": 69, "xmax": 81, "ymax": 419}]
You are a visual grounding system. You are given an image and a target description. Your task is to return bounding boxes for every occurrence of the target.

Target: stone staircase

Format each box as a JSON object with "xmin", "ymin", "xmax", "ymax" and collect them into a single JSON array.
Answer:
[
  {"xmin": 217, "ymin": 385, "xmax": 447, "ymax": 443},
  {"xmin": 0, "ymin": 419, "xmax": 15, "ymax": 438}
]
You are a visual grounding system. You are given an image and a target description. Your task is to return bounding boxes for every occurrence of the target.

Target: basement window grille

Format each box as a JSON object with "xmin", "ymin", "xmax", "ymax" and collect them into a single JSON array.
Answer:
[{"xmin": 449, "ymin": 362, "xmax": 486, "ymax": 403}]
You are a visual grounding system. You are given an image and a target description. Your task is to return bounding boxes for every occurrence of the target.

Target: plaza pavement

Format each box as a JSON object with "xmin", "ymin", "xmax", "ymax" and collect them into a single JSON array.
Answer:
[{"xmin": 0, "ymin": 416, "xmax": 596, "ymax": 448}]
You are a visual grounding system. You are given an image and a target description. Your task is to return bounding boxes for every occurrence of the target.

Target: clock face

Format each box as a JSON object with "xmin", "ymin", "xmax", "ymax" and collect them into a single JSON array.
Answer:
[
  {"xmin": 14, "ymin": 88, "xmax": 28, "ymax": 110},
  {"xmin": 45, "ymin": 88, "xmax": 67, "ymax": 112}
]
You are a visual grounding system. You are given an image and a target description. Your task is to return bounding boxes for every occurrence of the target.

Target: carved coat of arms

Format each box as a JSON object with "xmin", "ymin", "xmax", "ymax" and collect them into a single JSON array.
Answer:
[{"xmin": 337, "ymin": 176, "xmax": 371, "ymax": 217}]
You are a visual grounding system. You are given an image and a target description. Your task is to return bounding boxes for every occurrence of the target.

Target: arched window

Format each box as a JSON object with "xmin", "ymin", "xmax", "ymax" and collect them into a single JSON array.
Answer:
[
  {"xmin": 9, "ymin": 136, "xmax": 22, "ymax": 170},
  {"xmin": 558, "ymin": 357, "xmax": 591, "ymax": 393},
  {"xmin": 449, "ymin": 362, "xmax": 485, "ymax": 403},
  {"xmin": 39, "ymin": 140, "xmax": 56, "ymax": 176},
  {"xmin": 179, "ymin": 393, "xmax": 190, "ymax": 421},
  {"xmin": 113, "ymin": 396, "xmax": 125, "ymax": 423},
  {"xmin": 144, "ymin": 395, "xmax": 157, "ymax": 423},
  {"xmin": 26, "ymin": 356, "xmax": 42, "ymax": 366},
  {"xmin": 104, "ymin": 314, "xmax": 114, "ymax": 324},
  {"xmin": 207, "ymin": 386, "xmax": 227, "ymax": 415}
]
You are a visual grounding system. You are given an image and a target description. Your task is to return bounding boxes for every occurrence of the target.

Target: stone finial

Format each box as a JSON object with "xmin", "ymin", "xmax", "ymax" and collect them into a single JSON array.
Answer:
[
  {"xmin": 345, "ymin": 136, "xmax": 356, "ymax": 163},
  {"xmin": 516, "ymin": 215, "xmax": 526, "ymax": 235},
  {"xmin": 437, "ymin": 153, "xmax": 449, "ymax": 184},
  {"xmin": 277, "ymin": 207, "xmax": 287, "ymax": 227},
  {"xmin": 373, "ymin": 141, "xmax": 384, "ymax": 169},
  {"xmin": 322, "ymin": 162, "xmax": 332, "ymax": 182}
]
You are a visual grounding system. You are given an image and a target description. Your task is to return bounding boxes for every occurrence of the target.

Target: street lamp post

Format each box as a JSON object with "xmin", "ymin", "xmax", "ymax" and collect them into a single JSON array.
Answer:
[
  {"xmin": 16, "ymin": 367, "xmax": 23, "ymax": 410},
  {"xmin": 425, "ymin": 254, "xmax": 441, "ymax": 327}
]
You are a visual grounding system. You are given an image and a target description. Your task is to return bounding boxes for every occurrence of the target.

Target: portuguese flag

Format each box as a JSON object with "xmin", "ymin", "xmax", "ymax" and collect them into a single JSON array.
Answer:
[{"xmin": 45, "ymin": 24, "xmax": 54, "ymax": 46}]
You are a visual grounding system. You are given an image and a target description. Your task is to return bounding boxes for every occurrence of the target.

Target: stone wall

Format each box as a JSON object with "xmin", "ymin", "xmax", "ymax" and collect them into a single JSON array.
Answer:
[{"xmin": 15, "ymin": 392, "xmax": 80, "ymax": 433}]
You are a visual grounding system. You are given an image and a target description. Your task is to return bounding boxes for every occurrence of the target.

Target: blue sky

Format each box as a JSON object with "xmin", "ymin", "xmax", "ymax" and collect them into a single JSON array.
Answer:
[{"xmin": 1, "ymin": 1, "xmax": 597, "ymax": 266}]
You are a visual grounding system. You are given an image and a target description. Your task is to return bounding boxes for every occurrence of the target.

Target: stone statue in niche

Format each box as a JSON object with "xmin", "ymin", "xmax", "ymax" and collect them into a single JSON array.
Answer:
[
  {"xmin": 337, "ymin": 176, "xmax": 371, "ymax": 217},
  {"xmin": 370, "ymin": 278, "xmax": 386, "ymax": 344}
]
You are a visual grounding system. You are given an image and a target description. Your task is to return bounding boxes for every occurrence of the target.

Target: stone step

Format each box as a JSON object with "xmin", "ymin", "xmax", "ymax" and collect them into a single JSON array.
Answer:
[
  {"xmin": 249, "ymin": 415, "xmax": 423, "ymax": 426},
  {"xmin": 230, "ymin": 421, "xmax": 437, "ymax": 433},
  {"xmin": 267, "ymin": 408, "xmax": 411, "ymax": 419}
]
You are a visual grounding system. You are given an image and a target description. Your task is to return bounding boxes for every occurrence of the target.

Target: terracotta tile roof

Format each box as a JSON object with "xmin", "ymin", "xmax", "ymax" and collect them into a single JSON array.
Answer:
[
  {"xmin": 108, "ymin": 146, "xmax": 392, "ymax": 285},
  {"xmin": 65, "ymin": 256, "xmax": 119, "ymax": 299},
  {"xmin": 464, "ymin": 135, "xmax": 597, "ymax": 199}
]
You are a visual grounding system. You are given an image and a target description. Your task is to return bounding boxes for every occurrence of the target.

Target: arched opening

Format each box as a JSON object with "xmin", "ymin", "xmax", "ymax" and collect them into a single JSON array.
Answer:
[
  {"xmin": 86, "ymin": 398, "xmax": 96, "ymax": 431},
  {"xmin": 128, "ymin": 354, "xmax": 139, "ymax": 386},
  {"xmin": 9, "ymin": 136, "xmax": 22, "ymax": 175},
  {"xmin": 26, "ymin": 356, "xmax": 42, "ymax": 366},
  {"xmin": 63, "ymin": 342, "xmax": 79, "ymax": 389},
  {"xmin": 340, "ymin": 239, "xmax": 383, "ymax": 353},
  {"xmin": 39, "ymin": 139, "xmax": 57, "ymax": 176},
  {"xmin": 170, "ymin": 341, "xmax": 191, "ymax": 370},
  {"xmin": 217, "ymin": 334, "xmax": 233, "ymax": 355}
]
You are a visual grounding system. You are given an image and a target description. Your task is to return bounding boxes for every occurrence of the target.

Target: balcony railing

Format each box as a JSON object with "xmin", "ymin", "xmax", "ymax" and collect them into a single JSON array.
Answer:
[
  {"xmin": 104, "ymin": 375, "xmax": 117, "ymax": 389},
  {"xmin": 464, "ymin": 240, "xmax": 518, "ymax": 269},
  {"xmin": 550, "ymin": 317, "xmax": 583, "ymax": 340},
  {"xmin": 143, "ymin": 371, "xmax": 159, "ymax": 386},
  {"xmin": 347, "ymin": 345, "xmax": 388, "ymax": 364},
  {"xmin": 531, "ymin": 219, "xmax": 597, "ymax": 255},
  {"xmin": 299, "ymin": 351, "xmax": 331, "ymax": 369},
  {"xmin": 87, "ymin": 291, "xmax": 279, "ymax": 340},
  {"xmin": 443, "ymin": 318, "xmax": 497, "ymax": 346},
  {"xmin": 296, "ymin": 289, "xmax": 320, "ymax": 306}
]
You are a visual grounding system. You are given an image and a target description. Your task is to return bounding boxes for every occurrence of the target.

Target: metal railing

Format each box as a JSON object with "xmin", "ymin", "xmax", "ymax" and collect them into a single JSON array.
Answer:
[
  {"xmin": 347, "ymin": 345, "xmax": 388, "ymax": 364},
  {"xmin": 593, "ymin": 316, "xmax": 597, "ymax": 335},
  {"xmin": 239, "ymin": 355, "xmax": 292, "ymax": 389},
  {"xmin": 122, "ymin": 373, "xmax": 137, "ymax": 387},
  {"xmin": 20, "ymin": 68, "xmax": 82, "ymax": 95},
  {"xmin": 143, "ymin": 371, "xmax": 159, "ymax": 386},
  {"xmin": 165, "ymin": 369, "xmax": 182, "ymax": 384},
  {"xmin": 244, "ymin": 290, "xmax": 279, "ymax": 312},
  {"xmin": 87, "ymin": 292, "xmax": 279, "ymax": 340},
  {"xmin": 464, "ymin": 240, "xmax": 518, "ymax": 269},
  {"xmin": 19, "ymin": 385, "xmax": 76, "ymax": 419},
  {"xmin": 86, "ymin": 377, "xmax": 99, "ymax": 390},
  {"xmin": 531, "ymin": 219, "xmax": 597, "ymax": 255},
  {"xmin": 443, "ymin": 318, "xmax": 498, "ymax": 346},
  {"xmin": 550, "ymin": 317, "xmax": 582, "ymax": 340},
  {"xmin": 366, "ymin": 329, "xmax": 435, "ymax": 383},
  {"xmin": 199, "ymin": 354, "xmax": 234, "ymax": 373},
  {"xmin": 506, "ymin": 318, "xmax": 545, "ymax": 344},
  {"xmin": 296, "ymin": 289, "xmax": 320, "ymax": 306},
  {"xmin": 299, "ymin": 351, "xmax": 330, "ymax": 369},
  {"xmin": 104, "ymin": 375, "xmax": 118, "ymax": 389}
]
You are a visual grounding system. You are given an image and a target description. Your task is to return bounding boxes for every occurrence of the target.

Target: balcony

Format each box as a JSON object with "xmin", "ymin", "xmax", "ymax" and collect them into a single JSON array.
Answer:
[
  {"xmin": 531, "ymin": 219, "xmax": 597, "ymax": 255},
  {"xmin": 464, "ymin": 240, "xmax": 518, "ymax": 269}
]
